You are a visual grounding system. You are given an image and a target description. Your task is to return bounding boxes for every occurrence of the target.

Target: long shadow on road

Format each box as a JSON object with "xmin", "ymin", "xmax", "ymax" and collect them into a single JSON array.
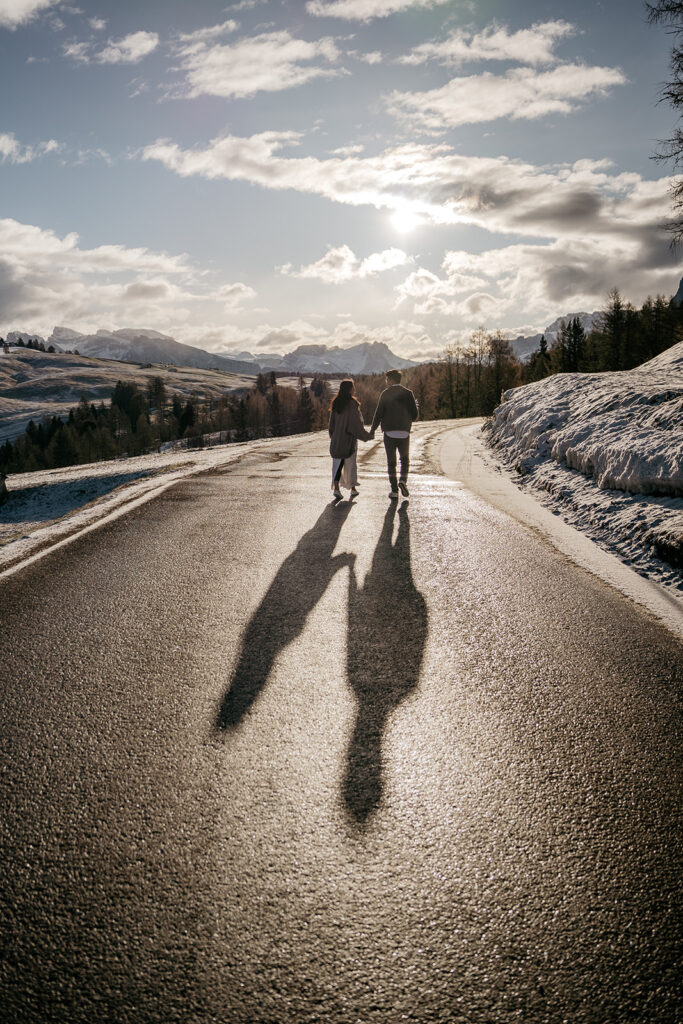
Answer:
[
  {"xmin": 216, "ymin": 498, "xmax": 428, "ymax": 829},
  {"xmin": 344, "ymin": 502, "xmax": 428, "ymax": 825},
  {"xmin": 216, "ymin": 501, "xmax": 354, "ymax": 729}
]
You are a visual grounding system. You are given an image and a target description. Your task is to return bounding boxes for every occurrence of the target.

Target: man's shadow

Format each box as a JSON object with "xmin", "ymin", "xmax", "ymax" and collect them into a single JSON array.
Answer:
[
  {"xmin": 344, "ymin": 502, "xmax": 428, "ymax": 824},
  {"xmin": 216, "ymin": 502, "xmax": 354, "ymax": 729}
]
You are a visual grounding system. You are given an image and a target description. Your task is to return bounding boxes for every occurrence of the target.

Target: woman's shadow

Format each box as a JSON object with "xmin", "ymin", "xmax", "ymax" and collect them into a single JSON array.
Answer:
[
  {"xmin": 216, "ymin": 502, "xmax": 354, "ymax": 730},
  {"xmin": 344, "ymin": 501, "xmax": 428, "ymax": 824}
]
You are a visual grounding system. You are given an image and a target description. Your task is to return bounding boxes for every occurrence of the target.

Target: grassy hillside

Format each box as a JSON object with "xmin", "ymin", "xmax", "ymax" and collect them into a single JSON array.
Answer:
[{"xmin": 0, "ymin": 348, "xmax": 256, "ymax": 442}]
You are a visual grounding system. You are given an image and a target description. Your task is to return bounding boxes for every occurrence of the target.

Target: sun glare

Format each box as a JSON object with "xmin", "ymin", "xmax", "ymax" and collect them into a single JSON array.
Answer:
[{"xmin": 390, "ymin": 206, "xmax": 421, "ymax": 233}]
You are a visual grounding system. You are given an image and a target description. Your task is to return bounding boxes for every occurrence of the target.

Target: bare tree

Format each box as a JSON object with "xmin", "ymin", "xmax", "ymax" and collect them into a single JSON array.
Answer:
[{"xmin": 647, "ymin": 1, "xmax": 683, "ymax": 244}]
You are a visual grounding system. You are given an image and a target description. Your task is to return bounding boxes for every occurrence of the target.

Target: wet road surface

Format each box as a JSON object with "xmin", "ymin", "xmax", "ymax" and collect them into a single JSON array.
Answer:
[{"xmin": 0, "ymin": 424, "xmax": 681, "ymax": 1023}]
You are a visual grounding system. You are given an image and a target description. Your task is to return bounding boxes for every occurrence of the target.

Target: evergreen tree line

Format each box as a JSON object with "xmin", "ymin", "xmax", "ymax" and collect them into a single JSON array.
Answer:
[
  {"xmin": 0, "ymin": 372, "xmax": 331, "ymax": 475},
  {"xmin": 351, "ymin": 289, "xmax": 682, "ymax": 423},
  {"xmin": 522, "ymin": 290, "xmax": 682, "ymax": 384}
]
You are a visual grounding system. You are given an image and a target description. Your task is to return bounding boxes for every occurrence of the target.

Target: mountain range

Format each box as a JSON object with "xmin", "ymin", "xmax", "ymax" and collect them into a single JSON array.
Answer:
[
  {"xmin": 5, "ymin": 311, "xmax": 606, "ymax": 375},
  {"xmin": 7, "ymin": 326, "xmax": 417, "ymax": 376},
  {"xmin": 47, "ymin": 327, "xmax": 258, "ymax": 375}
]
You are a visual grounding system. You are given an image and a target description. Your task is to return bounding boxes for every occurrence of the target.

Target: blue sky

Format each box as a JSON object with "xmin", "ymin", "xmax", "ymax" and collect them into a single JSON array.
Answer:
[{"xmin": 1, "ymin": 0, "xmax": 680, "ymax": 358}]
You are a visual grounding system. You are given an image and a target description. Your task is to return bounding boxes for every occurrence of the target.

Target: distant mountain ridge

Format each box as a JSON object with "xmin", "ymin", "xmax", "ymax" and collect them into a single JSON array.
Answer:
[
  {"xmin": 223, "ymin": 341, "xmax": 417, "ymax": 375},
  {"xmin": 47, "ymin": 327, "xmax": 256, "ymax": 375}
]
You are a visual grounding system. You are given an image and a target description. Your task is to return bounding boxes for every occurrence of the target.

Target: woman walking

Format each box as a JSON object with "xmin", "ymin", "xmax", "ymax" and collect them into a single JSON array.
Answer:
[{"xmin": 328, "ymin": 379, "xmax": 372, "ymax": 500}]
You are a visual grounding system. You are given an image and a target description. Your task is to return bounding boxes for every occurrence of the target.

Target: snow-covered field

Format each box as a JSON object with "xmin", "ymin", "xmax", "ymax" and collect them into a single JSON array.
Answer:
[{"xmin": 484, "ymin": 343, "xmax": 683, "ymax": 591}]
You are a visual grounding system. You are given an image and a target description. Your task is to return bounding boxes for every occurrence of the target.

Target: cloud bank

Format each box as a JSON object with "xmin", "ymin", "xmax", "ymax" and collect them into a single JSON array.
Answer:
[
  {"xmin": 0, "ymin": 217, "xmax": 255, "ymax": 339},
  {"xmin": 388, "ymin": 63, "xmax": 626, "ymax": 131},
  {"xmin": 399, "ymin": 20, "xmax": 576, "ymax": 66}
]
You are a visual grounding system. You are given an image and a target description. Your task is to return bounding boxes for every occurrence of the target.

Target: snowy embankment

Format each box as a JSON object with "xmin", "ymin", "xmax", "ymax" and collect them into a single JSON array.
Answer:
[{"xmin": 484, "ymin": 343, "xmax": 683, "ymax": 589}]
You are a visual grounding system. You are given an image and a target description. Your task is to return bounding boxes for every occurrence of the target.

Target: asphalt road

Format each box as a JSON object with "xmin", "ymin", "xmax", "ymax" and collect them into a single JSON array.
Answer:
[{"xmin": 0, "ymin": 424, "xmax": 681, "ymax": 1024}]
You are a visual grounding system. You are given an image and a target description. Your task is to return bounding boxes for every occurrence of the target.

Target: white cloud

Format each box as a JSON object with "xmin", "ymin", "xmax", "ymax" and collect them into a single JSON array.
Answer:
[
  {"xmin": 88, "ymin": 16, "xmax": 106, "ymax": 31},
  {"xmin": 64, "ymin": 30, "xmax": 159, "ymax": 65},
  {"xmin": 0, "ymin": 132, "xmax": 61, "ymax": 163},
  {"xmin": 358, "ymin": 50, "xmax": 383, "ymax": 64},
  {"xmin": 228, "ymin": 0, "xmax": 268, "ymax": 9},
  {"xmin": 306, "ymin": 0, "xmax": 450, "ymax": 22},
  {"xmin": 399, "ymin": 20, "xmax": 575, "ymax": 66},
  {"xmin": 281, "ymin": 244, "xmax": 411, "ymax": 282},
  {"xmin": 97, "ymin": 31, "xmax": 160, "ymax": 64},
  {"xmin": 173, "ymin": 29, "xmax": 340, "ymax": 99},
  {"xmin": 219, "ymin": 281, "xmax": 257, "ymax": 307},
  {"xmin": 388, "ymin": 63, "xmax": 626, "ymax": 131},
  {"xmin": 0, "ymin": 0, "xmax": 57, "ymax": 29},
  {"xmin": 176, "ymin": 19, "xmax": 239, "ymax": 46},
  {"xmin": 62, "ymin": 39, "xmax": 89, "ymax": 61},
  {"xmin": 328, "ymin": 143, "xmax": 365, "ymax": 156}
]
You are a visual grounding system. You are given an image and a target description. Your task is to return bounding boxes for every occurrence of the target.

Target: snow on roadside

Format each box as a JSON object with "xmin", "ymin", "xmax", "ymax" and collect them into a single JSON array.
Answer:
[
  {"xmin": 483, "ymin": 343, "xmax": 683, "ymax": 591},
  {"xmin": 0, "ymin": 438, "xmax": 282, "ymax": 571}
]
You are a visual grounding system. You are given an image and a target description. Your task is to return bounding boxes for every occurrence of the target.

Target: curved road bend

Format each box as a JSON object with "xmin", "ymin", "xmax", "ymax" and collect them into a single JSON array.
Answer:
[{"xmin": 0, "ymin": 423, "xmax": 681, "ymax": 1024}]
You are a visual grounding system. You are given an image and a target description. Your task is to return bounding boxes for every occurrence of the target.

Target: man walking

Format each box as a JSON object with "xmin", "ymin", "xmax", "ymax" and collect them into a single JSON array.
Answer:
[{"xmin": 370, "ymin": 369, "xmax": 419, "ymax": 498}]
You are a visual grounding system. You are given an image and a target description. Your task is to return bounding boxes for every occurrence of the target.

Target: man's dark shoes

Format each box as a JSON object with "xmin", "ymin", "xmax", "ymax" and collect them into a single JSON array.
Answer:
[{"xmin": 399, "ymin": 481, "xmax": 409, "ymax": 497}]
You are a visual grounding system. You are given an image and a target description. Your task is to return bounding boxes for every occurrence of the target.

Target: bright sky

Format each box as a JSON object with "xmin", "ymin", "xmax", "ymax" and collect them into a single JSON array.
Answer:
[{"xmin": 1, "ymin": 0, "xmax": 680, "ymax": 359}]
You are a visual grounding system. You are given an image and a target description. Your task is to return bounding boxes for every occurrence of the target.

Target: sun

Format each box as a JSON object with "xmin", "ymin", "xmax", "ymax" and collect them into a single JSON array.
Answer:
[{"xmin": 389, "ymin": 206, "xmax": 421, "ymax": 234}]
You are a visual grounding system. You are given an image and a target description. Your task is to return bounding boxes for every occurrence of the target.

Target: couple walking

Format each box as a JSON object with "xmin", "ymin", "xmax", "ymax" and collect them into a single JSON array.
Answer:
[{"xmin": 329, "ymin": 369, "xmax": 418, "ymax": 501}]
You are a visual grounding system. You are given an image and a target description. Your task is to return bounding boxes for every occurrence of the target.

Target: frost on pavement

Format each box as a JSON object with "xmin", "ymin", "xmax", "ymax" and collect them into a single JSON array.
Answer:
[{"xmin": 484, "ymin": 342, "xmax": 683, "ymax": 589}]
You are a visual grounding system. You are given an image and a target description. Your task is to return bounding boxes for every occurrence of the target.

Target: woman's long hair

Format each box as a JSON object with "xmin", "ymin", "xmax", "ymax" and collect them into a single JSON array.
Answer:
[{"xmin": 330, "ymin": 378, "xmax": 359, "ymax": 413}]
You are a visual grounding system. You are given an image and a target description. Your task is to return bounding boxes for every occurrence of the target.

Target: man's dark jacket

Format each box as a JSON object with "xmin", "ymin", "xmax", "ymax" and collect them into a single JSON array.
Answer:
[{"xmin": 371, "ymin": 384, "xmax": 418, "ymax": 434}]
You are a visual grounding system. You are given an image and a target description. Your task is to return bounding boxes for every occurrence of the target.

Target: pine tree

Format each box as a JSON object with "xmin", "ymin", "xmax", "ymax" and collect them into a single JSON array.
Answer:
[
  {"xmin": 530, "ymin": 334, "xmax": 551, "ymax": 381},
  {"xmin": 551, "ymin": 320, "xmax": 571, "ymax": 372},
  {"xmin": 179, "ymin": 399, "xmax": 196, "ymax": 435},
  {"xmin": 600, "ymin": 289, "xmax": 626, "ymax": 370},
  {"xmin": 134, "ymin": 413, "xmax": 154, "ymax": 453},
  {"xmin": 297, "ymin": 381, "xmax": 314, "ymax": 432},
  {"xmin": 147, "ymin": 376, "xmax": 167, "ymax": 420},
  {"xmin": 268, "ymin": 388, "xmax": 282, "ymax": 436},
  {"xmin": 567, "ymin": 317, "xmax": 586, "ymax": 371}
]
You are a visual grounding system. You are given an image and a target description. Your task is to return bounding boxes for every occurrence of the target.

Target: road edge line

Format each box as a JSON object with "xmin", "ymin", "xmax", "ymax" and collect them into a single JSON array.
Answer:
[{"xmin": 439, "ymin": 422, "xmax": 683, "ymax": 642}]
